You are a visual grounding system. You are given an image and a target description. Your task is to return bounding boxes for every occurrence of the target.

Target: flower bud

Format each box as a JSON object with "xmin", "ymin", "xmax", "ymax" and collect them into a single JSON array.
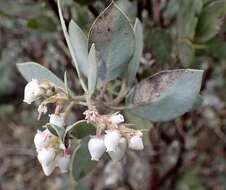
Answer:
[
  {"xmin": 128, "ymin": 135, "xmax": 144, "ymax": 150},
  {"xmin": 38, "ymin": 104, "xmax": 48, "ymax": 114},
  {"xmin": 108, "ymin": 137, "xmax": 127, "ymax": 162},
  {"xmin": 49, "ymin": 114, "xmax": 65, "ymax": 127},
  {"xmin": 88, "ymin": 136, "xmax": 106, "ymax": 161},
  {"xmin": 38, "ymin": 148, "xmax": 56, "ymax": 166},
  {"xmin": 104, "ymin": 130, "xmax": 121, "ymax": 152},
  {"xmin": 23, "ymin": 79, "xmax": 42, "ymax": 104},
  {"xmin": 34, "ymin": 129, "xmax": 50, "ymax": 151},
  {"xmin": 110, "ymin": 113, "xmax": 124, "ymax": 124},
  {"xmin": 57, "ymin": 154, "xmax": 70, "ymax": 173},
  {"xmin": 41, "ymin": 161, "xmax": 56, "ymax": 176}
]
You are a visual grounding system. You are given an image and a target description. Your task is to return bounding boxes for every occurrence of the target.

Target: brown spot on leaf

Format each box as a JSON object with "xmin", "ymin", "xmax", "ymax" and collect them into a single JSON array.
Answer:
[
  {"xmin": 133, "ymin": 70, "xmax": 184, "ymax": 104},
  {"xmin": 89, "ymin": 2, "xmax": 115, "ymax": 42}
]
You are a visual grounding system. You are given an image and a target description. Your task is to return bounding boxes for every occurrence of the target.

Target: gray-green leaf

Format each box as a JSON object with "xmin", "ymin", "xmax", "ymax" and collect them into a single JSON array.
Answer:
[
  {"xmin": 17, "ymin": 62, "xmax": 65, "ymax": 89},
  {"xmin": 126, "ymin": 69, "xmax": 203, "ymax": 122},
  {"xmin": 69, "ymin": 20, "xmax": 89, "ymax": 77},
  {"xmin": 88, "ymin": 1, "xmax": 135, "ymax": 83},
  {"xmin": 88, "ymin": 44, "xmax": 98, "ymax": 95},
  {"xmin": 71, "ymin": 137, "xmax": 96, "ymax": 181},
  {"xmin": 127, "ymin": 18, "xmax": 143, "ymax": 87}
]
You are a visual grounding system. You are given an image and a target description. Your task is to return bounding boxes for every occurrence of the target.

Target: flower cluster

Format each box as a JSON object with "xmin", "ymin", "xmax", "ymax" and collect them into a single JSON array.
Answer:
[
  {"xmin": 24, "ymin": 79, "xmax": 71, "ymax": 176},
  {"xmin": 23, "ymin": 79, "xmax": 144, "ymax": 176},
  {"xmin": 84, "ymin": 110, "xmax": 144, "ymax": 162}
]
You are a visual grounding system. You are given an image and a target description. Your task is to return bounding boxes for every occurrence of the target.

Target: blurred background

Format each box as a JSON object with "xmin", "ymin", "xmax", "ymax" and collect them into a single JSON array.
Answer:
[{"xmin": 1, "ymin": 0, "xmax": 226, "ymax": 189}]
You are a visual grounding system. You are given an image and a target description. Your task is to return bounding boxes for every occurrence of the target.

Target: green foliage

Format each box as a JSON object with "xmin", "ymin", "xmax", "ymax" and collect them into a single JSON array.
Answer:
[
  {"xmin": 58, "ymin": 0, "xmax": 88, "ymax": 92},
  {"xmin": 88, "ymin": 44, "xmax": 98, "ymax": 95},
  {"xmin": 89, "ymin": 1, "xmax": 135, "ymax": 83},
  {"xmin": 17, "ymin": 62, "xmax": 65, "ymax": 89},
  {"xmin": 117, "ymin": 0, "xmax": 137, "ymax": 18},
  {"xmin": 125, "ymin": 112, "xmax": 151, "ymax": 144},
  {"xmin": 27, "ymin": 15, "xmax": 56, "ymax": 32},
  {"xmin": 177, "ymin": 0, "xmax": 203, "ymax": 66},
  {"xmin": 46, "ymin": 123, "xmax": 65, "ymax": 143},
  {"xmin": 126, "ymin": 69, "xmax": 203, "ymax": 122},
  {"xmin": 69, "ymin": 20, "xmax": 89, "ymax": 77},
  {"xmin": 176, "ymin": 168, "xmax": 206, "ymax": 190},
  {"xmin": 71, "ymin": 137, "xmax": 96, "ymax": 181},
  {"xmin": 206, "ymin": 36, "xmax": 226, "ymax": 60},
  {"xmin": 65, "ymin": 120, "xmax": 96, "ymax": 139},
  {"xmin": 145, "ymin": 27, "xmax": 172, "ymax": 65},
  {"xmin": 196, "ymin": 0, "xmax": 226, "ymax": 43},
  {"xmin": 127, "ymin": 18, "xmax": 143, "ymax": 87}
]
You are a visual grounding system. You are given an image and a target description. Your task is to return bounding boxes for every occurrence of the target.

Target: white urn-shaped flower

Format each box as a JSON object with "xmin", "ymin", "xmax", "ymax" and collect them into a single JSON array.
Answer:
[
  {"xmin": 104, "ymin": 130, "xmax": 121, "ymax": 152},
  {"xmin": 108, "ymin": 137, "xmax": 127, "ymax": 162},
  {"xmin": 88, "ymin": 136, "xmax": 106, "ymax": 161},
  {"xmin": 128, "ymin": 134, "xmax": 144, "ymax": 150}
]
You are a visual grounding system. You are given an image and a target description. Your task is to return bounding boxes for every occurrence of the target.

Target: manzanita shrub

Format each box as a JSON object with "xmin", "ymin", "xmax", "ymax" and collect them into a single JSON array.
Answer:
[{"xmin": 16, "ymin": 0, "xmax": 204, "ymax": 181}]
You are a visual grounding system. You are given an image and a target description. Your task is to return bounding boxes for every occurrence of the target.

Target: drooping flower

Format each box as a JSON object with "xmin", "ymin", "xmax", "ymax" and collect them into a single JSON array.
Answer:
[
  {"xmin": 110, "ymin": 113, "xmax": 124, "ymax": 124},
  {"xmin": 108, "ymin": 137, "xmax": 127, "ymax": 162},
  {"xmin": 34, "ymin": 127, "xmax": 70, "ymax": 176},
  {"xmin": 104, "ymin": 130, "xmax": 121, "ymax": 152},
  {"xmin": 34, "ymin": 129, "xmax": 51, "ymax": 151},
  {"xmin": 88, "ymin": 136, "xmax": 106, "ymax": 161},
  {"xmin": 128, "ymin": 133, "xmax": 144, "ymax": 150},
  {"xmin": 49, "ymin": 114, "xmax": 65, "ymax": 127},
  {"xmin": 37, "ymin": 148, "xmax": 56, "ymax": 166},
  {"xmin": 41, "ymin": 161, "xmax": 56, "ymax": 176},
  {"xmin": 56, "ymin": 154, "xmax": 71, "ymax": 173},
  {"xmin": 23, "ymin": 79, "xmax": 42, "ymax": 104}
]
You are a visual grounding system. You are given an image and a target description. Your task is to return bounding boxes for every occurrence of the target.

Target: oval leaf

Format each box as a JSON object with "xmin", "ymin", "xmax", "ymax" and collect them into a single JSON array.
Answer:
[
  {"xmin": 126, "ymin": 69, "xmax": 204, "ymax": 122},
  {"xmin": 196, "ymin": 0, "xmax": 226, "ymax": 42},
  {"xmin": 88, "ymin": 1, "xmax": 135, "ymax": 82},
  {"xmin": 71, "ymin": 137, "xmax": 96, "ymax": 181},
  {"xmin": 17, "ymin": 62, "xmax": 65, "ymax": 89},
  {"xmin": 69, "ymin": 20, "xmax": 89, "ymax": 77},
  {"xmin": 46, "ymin": 123, "xmax": 65, "ymax": 143},
  {"xmin": 88, "ymin": 44, "xmax": 98, "ymax": 95},
  {"xmin": 127, "ymin": 18, "xmax": 143, "ymax": 87},
  {"xmin": 65, "ymin": 120, "xmax": 96, "ymax": 140}
]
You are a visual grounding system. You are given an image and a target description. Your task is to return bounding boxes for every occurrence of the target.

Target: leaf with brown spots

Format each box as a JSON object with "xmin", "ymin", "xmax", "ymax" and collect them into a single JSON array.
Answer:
[
  {"xmin": 126, "ymin": 69, "xmax": 204, "ymax": 122},
  {"xmin": 88, "ymin": 1, "xmax": 135, "ymax": 83}
]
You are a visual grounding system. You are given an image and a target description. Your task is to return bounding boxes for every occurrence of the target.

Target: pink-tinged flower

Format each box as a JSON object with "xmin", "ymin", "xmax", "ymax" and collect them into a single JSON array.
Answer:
[
  {"xmin": 37, "ymin": 104, "xmax": 48, "ymax": 120},
  {"xmin": 83, "ymin": 110, "xmax": 98, "ymax": 123},
  {"xmin": 34, "ymin": 129, "xmax": 51, "ymax": 151},
  {"xmin": 88, "ymin": 136, "xmax": 106, "ymax": 161}
]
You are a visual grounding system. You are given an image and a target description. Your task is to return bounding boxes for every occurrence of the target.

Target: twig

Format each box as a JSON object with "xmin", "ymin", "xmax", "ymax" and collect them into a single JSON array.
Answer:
[{"xmin": 110, "ymin": 79, "xmax": 128, "ymax": 105}]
